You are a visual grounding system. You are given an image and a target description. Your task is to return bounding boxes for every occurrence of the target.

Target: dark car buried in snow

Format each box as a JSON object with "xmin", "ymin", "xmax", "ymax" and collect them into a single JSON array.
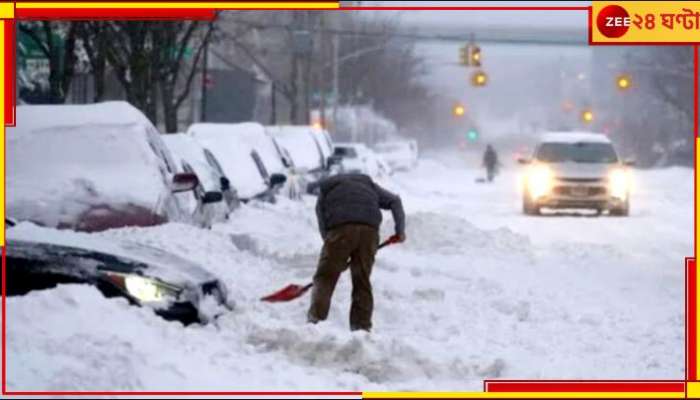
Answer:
[{"xmin": 6, "ymin": 221, "xmax": 232, "ymax": 325}]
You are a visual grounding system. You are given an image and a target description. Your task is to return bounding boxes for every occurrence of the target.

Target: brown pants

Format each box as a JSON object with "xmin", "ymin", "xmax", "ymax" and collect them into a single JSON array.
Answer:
[{"xmin": 307, "ymin": 224, "xmax": 379, "ymax": 331}]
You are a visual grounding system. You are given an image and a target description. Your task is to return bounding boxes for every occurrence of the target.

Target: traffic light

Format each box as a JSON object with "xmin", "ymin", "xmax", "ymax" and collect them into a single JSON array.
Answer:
[
  {"xmin": 453, "ymin": 103, "xmax": 466, "ymax": 117},
  {"xmin": 470, "ymin": 45, "xmax": 481, "ymax": 67},
  {"xmin": 467, "ymin": 129, "xmax": 479, "ymax": 141},
  {"xmin": 459, "ymin": 45, "xmax": 469, "ymax": 66},
  {"xmin": 472, "ymin": 70, "xmax": 488, "ymax": 87},
  {"xmin": 581, "ymin": 109, "xmax": 594, "ymax": 123},
  {"xmin": 616, "ymin": 74, "xmax": 631, "ymax": 90}
]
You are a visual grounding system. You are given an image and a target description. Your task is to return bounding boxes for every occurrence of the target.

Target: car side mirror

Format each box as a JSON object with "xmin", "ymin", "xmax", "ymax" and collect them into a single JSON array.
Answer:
[
  {"xmin": 517, "ymin": 157, "xmax": 531, "ymax": 165},
  {"xmin": 269, "ymin": 173, "xmax": 287, "ymax": 187},
  {"xmin": 220, "ymin": 176, "xmax": 231, "ymax": 191},
  {"xmin": 202, "ymin": 191, "xmax": 223, "ymax": 204},
  {"xmin": 171, "ymin": 172, "xmax": 199, "ymax": 193},
  {"xmin": 327, "ymin": 155, "xmax": 342, "ymax": 166},
  {"xmin": 623, "ymin": 158, "xmax": 636, "ymax": 167}
]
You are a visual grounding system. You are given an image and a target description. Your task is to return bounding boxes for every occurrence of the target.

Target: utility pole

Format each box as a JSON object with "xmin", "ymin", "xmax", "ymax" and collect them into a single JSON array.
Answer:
[
  {"xmin": 319, "ymin": 12, "xmax": 326, "ymax": 129},
  {"xmin": 332, "ymin": 32, "xmax": 339, "ymax": 133},
  {"xmin": 271, "ymin": 81, "xmax": 276, "ymax": 125},
  {"xmin": 200, "ymin": 37, "xmax": 209, "ymax": 122}
]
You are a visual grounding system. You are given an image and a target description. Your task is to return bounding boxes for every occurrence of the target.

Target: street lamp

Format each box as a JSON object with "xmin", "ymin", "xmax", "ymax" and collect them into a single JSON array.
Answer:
[{"xmin": 453, "ymin": 103, "xmax": 466, "ymax": 117}]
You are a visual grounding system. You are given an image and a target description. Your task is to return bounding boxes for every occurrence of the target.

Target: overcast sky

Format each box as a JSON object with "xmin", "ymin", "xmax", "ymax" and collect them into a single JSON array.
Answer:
[{"xmin": 356, "ymin": 2, "xmax": 595, "ymax": 137}]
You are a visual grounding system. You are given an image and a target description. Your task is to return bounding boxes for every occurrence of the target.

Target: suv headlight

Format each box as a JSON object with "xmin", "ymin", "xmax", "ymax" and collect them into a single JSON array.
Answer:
[
  {"xmin": 526, "ymin": 165, "xmax": 553, "ymax": 199},
  {"xmin": 608, "ymin": 168, "xmax": 631, "ymax": 199}
]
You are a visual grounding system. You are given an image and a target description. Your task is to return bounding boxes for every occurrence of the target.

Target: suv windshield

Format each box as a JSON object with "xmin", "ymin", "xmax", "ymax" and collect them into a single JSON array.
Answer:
[{"xmin": 536, "ymin": 142, "xmax": 618, "ymax": 163}]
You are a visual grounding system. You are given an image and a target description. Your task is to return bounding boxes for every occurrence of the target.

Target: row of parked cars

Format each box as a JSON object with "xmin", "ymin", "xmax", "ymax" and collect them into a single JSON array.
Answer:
[{"xmin": 7, "ymin": 101, "xmax": 418, "ymax": 325}]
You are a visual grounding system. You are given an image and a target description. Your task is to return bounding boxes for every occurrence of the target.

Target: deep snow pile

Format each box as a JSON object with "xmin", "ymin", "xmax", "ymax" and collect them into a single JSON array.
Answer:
[{"xmin": 6, "ymin": 154, "xmax": 689, "ymax": 391}]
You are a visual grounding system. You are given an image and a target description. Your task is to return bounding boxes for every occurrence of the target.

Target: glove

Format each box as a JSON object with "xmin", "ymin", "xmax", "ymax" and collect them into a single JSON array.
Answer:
[{"xmin": 390, "ymin": 233, "xmax": 406, "ymax": 244}]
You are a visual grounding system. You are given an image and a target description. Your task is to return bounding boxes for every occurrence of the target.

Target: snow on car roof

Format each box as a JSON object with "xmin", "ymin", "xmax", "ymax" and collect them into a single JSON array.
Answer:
[
  {"xmin": 540, "ymin": 132, "xmax": 612, "ymax": 144},
  {"xmin": 8, "ymin": 103, "xmax": 171, "ymax": 228},
  {"xmin": 187, "ymin": 123, "xmax": 268, "ymax": 199},
  {"xmin": 265, "ymin": 125, "xmax": 325, "ymax": 171},
  {"xmin": 15, "ymin": 101, "xmax": 154, "ymax": 132},
  {"xmin": 7, "ymin": 222, "xmax": 215, "ymax": 285},
  {"xmin": 221, "ymin": 122, "xmax": 286, "ymax": 175}
]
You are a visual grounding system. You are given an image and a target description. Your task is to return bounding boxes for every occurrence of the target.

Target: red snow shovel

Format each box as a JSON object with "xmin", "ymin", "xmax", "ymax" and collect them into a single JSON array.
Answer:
[{"xmin": 260, "ymin": 235, "xmax": 402, "ymax": 303}]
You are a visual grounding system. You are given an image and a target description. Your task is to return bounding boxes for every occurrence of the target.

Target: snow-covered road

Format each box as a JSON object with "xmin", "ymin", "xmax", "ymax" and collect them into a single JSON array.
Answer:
[{"xmin": 6, "ymin": 154, "xmax": 691, "ymax": 391}]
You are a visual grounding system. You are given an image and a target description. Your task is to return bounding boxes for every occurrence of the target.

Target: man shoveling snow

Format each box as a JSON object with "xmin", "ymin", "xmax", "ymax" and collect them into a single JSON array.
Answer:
[{"xmin": 307, "ymin": 173, "xmax": 406, "ymax": 332}]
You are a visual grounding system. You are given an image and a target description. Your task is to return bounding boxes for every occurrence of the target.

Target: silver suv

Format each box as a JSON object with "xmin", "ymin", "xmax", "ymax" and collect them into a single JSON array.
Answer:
[{"xmin": 519, "ymin": 132, "xmax": 634, "ymax": 216}]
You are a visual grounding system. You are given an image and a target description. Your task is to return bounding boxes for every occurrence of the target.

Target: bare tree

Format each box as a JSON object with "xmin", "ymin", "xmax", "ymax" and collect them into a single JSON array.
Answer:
[
  {"xmin": 623, "ymin": 47, "xmax": 693, "ymax": 166},
  {"xmin": 75, "ymin": 22, "xmax": 108, "ymax": 102},
  {"xmin": 215, "ymin": 11, "xmax": 321, "ymax": 124},
  {"xmin": 78, "ymin": 20, "xmax": 214, "ymax": 131},
  {"xmin": 152, "ymin": 20, "xmax": 215, "ymax": 132},
  {"xmin": 19, "ymin": 21, "xmax": 78, "ymax": 103}
]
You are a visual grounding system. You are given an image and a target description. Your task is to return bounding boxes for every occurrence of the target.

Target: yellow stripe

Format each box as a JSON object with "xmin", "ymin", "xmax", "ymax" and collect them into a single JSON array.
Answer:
[
  {"xmin": 0, "ymin": 2, "xmax": 13, "ymax": 18},
  {"xmin": 363, "ymin": 392, "xmax": 684, "ymax": 399},
  {"xmin": 688, "ymin": 381, "xmax": 700, "ymax": 398},
  {"xmin": 15, "ymin": 2, "xmax": 339, "ymax": 9}
]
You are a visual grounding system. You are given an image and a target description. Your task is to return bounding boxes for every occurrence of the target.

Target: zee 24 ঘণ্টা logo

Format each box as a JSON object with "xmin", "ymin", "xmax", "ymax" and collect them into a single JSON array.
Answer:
[{"xmin": 596, "ymin": 3, "xmax": 700, "ymax": 39}]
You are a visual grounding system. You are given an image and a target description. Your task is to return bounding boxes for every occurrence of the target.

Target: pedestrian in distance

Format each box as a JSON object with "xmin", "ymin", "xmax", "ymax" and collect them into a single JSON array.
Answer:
[
  {"xmin": 307, "ymin": 173, "xmax": 406, "ymax": 332},
  {"xmin": 483, "ymin": 144, "xmax": 501, "ymax": 183}
]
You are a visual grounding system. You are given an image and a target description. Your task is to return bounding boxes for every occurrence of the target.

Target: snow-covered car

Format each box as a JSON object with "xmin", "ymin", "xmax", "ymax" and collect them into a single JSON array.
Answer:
[
  {"xmin": 374, "ymin": 140, "xmax": 418, "ymax": 171},
  {"xmin": 218, "ymin": 122, "xmax": 304, "ymax": 200},
  {"xmin": 187, "ymin": 123, "xmax": 287, "ymax": 203},
  {"xmin": 162, "ymin": 133, "xmax": 239, "ymax": 228},
  {"xmin": 518, "ymin": 132, "xmax": 634, "ymax": 216},
  {"xmin": 266, "ymin": 125, "xmax": 332, "ymax": 193},
  {"xmin": 6, "ymin": 221, "xmax": 231, "ymax": 325},
  {"xmin": 312, "ymin": 127, "xmax": 334, "ymax": 164},
  {"xmin": 331, "ymin": 142, "xmax": 391, "ymax": 178},
  {"xmin": 8, "ymin": 102, "xmax": 199, "ymax": 232}
]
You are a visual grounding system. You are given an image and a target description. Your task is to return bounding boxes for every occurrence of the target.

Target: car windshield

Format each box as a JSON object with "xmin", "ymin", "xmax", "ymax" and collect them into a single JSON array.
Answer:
[
  {"xmin": 334, "ymin": 147, "xmax": 358, "ymax": 158},
  {"xmin": 535, "ymin": 142, "xmax": 618, "ymax": 163}
]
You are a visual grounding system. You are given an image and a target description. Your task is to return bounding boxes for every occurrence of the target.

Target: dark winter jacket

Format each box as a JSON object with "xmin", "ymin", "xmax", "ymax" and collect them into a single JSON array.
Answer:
[
  {"xmin": 483, "ymin": 147, "xmax": 499, "ymax": 168},
  {"xmin": 314, "ymin": 174, "xmax": 405, "ymax": 240}
]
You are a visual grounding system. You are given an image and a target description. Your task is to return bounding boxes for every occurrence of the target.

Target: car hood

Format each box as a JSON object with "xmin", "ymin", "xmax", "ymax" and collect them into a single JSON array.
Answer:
[
  {"xmin": 7, "ymin": 222, "xmax": 217, "ymax": 286},
  {"xmin": 547, "ymin": 162, "xmax": 618, "ymax": 179}
]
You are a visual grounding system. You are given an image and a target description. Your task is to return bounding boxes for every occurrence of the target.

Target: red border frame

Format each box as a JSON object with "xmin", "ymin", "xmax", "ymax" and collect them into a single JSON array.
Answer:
[
  {"xmin": 1, "ymin": 3, "xmax": 695, "ymax": 397},
  {"xmin": 484, "ymin": 380, "xmax": 686, "ymax": 393}
]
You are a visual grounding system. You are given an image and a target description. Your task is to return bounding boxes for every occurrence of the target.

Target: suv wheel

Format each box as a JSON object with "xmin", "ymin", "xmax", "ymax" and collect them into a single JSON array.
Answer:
[
  {"xmin": 610, "ymin": 198, "xmax": 630, "ymax": 217},
  {"xmin": 523, "ymin": 194, "xmax": 540, "ymax": 216}
]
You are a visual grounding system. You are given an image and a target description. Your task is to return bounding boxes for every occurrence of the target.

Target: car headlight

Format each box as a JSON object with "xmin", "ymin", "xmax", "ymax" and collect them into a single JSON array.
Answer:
[
  {"xmin": 526, "ymin": 165, "xmax": 553, "ymax": 199},
  {"xmin": 105, "ymin": 272, "xmax": 182, "ymax": 303},
  {"xmin": 608, "ymin": 168, "xmax": 630, "ymax": 199}
]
